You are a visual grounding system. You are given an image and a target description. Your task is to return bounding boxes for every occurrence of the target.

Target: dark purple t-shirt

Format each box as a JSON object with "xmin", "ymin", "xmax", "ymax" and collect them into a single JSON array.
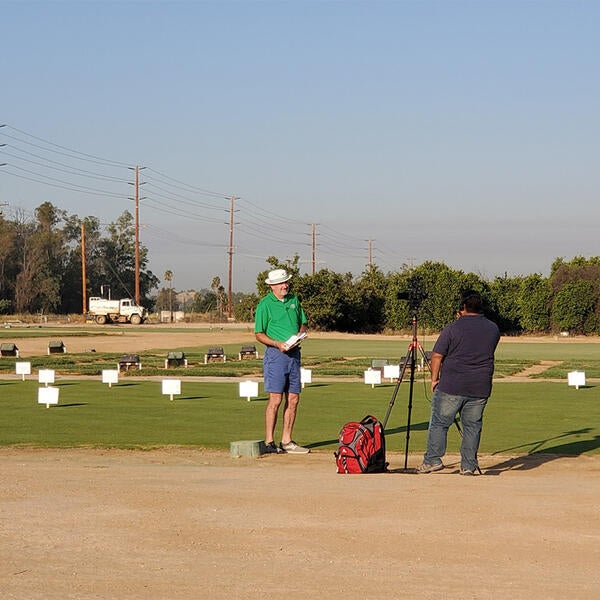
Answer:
[{"xmin": 433, "ymin": 314, "xmax": 500, "ymax": 398}]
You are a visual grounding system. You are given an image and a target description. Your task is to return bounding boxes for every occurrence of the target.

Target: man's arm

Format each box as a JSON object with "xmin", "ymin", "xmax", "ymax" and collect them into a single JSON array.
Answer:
[
  {"xmin": 255, "ymin": 332, "xmax": 286, "ymax": 352},
  {"xmin": 430, "ymin": 351, "xmax": 444, "ymax": 393}
]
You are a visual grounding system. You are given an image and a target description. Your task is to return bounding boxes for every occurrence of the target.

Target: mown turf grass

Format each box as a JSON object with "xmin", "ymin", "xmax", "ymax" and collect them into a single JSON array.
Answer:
[
  {"xmin": 4, "ymin": 336, "xmax": 600, "ymax": 377},
  {"xmin": 1, "ymin": 377, "xmax": 598, "ymax": 456}
]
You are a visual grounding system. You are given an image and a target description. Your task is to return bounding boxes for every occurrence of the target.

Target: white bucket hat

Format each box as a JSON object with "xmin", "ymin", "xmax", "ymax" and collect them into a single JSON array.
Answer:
[{"xmin": 265, "ymin": 268, "xmax": 292, "ymax": 285}]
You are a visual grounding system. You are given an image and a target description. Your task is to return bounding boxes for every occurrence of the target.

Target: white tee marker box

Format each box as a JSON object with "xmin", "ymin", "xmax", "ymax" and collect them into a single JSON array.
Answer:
[
  {"xmin": 239, "ymin": 380, "xmax": 259, "ymax": 402},
  {"xmin": 383, "ymin": 364, "xmax": 400, "ymax": 382},
  {"xmin": 38, "ymin": 386, "xmax": 59, "ymax": 408},
  {"xmin": 567, "ymin": 371, "xmax": 586, "ymax": 390},
  {"xmin": 364, "ymin": 368, "xmax": 382, "ymax": 388},
  {"xmin": 300, "ymin": 368, "xmax": 312, "ymax": 388},
  {"xmin": 16, "ymin": 361, "xmax": 32, "ymax": 381},
  {"xmin": 102, "ymin": 369, "xmax": 119, "ymax": 387},
  {"xmin": 38, "ymin": 369, "xmax": 55, "ymax": 387},
  {"xmin": 162, "ymin": 379, "xmax": 181, "ymax": 401}
]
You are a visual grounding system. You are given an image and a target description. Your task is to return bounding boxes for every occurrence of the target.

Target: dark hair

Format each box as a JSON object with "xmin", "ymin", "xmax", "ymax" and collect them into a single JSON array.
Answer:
[{"xmin": 460, "ymin": 290, "xmax": 483, "ymax": 313}]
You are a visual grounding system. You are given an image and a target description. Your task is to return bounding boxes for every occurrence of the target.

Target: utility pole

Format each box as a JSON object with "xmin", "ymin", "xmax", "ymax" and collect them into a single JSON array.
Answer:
[
  {"xmin": 81, "ymin": 222, "xmax": 87, "ymax": 314},
  {"xmin": 134, "ymin": 166, "xmax": 141, "ymax": 305},
  {"xmin": 367, "ymin": 239, "xmax": 374, "ymax": 267},
  {"xmin": 311, "ymin": 223, "xmax": 318, "ymax": 275},
  {"xmin": 226, "ymin": 196, "xmax": 239, "ymax": 319},
  {"xmin": 128, "ymin": 166, "xmax": 145, "ymax": 306}
]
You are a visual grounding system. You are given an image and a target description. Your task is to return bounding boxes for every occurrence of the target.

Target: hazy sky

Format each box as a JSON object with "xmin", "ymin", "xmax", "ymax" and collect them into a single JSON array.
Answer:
[{"xmin": 2, "ymin": 0, "xmax": 599, "ymax": 293}]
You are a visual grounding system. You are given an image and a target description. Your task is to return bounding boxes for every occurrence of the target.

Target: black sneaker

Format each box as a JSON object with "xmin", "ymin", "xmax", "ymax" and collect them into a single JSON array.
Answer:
[{"xmin": 262, "ymin": 441, "xmax": 281, "ymax": 455}]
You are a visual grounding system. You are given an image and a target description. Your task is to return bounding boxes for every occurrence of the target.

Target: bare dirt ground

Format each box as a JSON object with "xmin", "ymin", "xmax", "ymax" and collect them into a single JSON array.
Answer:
[
  {"xmin": 2, "ymin": 325, "xmax": 599, "ymax": 599},
  {"xmin": 5, "ymin": 322, "xmax": 260, "ymax": 356},
  {"xmin": 2, "ymin": 449, "xmax": 599, "ymax": 600}
]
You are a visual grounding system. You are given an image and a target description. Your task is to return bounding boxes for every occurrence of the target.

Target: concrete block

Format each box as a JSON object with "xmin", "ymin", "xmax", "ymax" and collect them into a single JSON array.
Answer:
[{"xmin": 230, "ymin": 440, "xmax": 264, "ymax": 458}]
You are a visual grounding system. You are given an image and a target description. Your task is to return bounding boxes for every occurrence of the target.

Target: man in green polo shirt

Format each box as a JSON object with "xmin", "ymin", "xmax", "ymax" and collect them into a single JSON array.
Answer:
[{"xmin": 255, "ymin": 268, "xmax": 309, "ymax": 455}]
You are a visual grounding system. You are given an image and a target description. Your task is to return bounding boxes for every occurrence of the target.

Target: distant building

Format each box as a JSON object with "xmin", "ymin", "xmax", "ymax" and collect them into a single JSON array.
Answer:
[
  {"xmin": 175, "ymin": 290, "xmax": 196, "ymax": 310},
  {"xmin": 160, "ymin": 310, "xmax": 185, "ymax": 323}
]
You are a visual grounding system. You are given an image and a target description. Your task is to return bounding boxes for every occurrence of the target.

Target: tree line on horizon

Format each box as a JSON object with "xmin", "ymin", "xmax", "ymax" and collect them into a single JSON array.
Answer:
[
  {"xmin": 227, "ymin": 255, "xmax": 600, "ymax": 336},
  {"xmin": 0, "ymin": 202, "xmax": 159, "ymax": 315},
  {"xmin": 2, "ymin": 202, "xmax": 599, "ymax": 335}
]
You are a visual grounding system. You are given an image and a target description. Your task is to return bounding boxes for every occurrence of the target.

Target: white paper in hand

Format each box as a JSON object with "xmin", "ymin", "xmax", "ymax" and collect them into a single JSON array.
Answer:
[{"xmin": 284, "ymin": 332, "xmax": 307, "ymax": 350}]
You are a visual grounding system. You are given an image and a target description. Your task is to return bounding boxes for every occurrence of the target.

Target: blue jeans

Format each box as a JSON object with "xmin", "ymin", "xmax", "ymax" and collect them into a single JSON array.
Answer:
[{"xmin": 424, "ymin": 390, "xmax": 488, "ymax": 471}]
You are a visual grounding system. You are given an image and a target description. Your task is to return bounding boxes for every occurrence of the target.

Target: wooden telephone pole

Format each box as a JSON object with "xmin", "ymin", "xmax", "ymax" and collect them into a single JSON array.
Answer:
[
  {"xmin": 311, "ymin": 223, "xmax": 318, "ymax": 275},
  {"xmin": 134, "ymin": 166, "xmax": 141, "ymax": 305},
  {"xmin": 226, "ymin": 196, "xmax": 239, "ymax": 319},
  {"xmin": 81, "ymin": 222, "xmax": 87, "ymax": 314},
  {"xmin": 129, "ymin": 166, "xmax": 145, "ymax": 306}
]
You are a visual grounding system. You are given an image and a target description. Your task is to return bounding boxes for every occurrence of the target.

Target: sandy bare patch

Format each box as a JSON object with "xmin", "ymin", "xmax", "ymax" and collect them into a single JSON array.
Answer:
[
  {"xmin": 3, "ymin": 324, "xmax": 258, "ymax": 357},
  {"xmin": 1, "ymin": 448, "xmax": 599, "ymax": 600}
]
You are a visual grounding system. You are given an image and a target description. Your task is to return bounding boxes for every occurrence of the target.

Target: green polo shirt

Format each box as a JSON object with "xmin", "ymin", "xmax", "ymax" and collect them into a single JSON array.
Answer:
[{"xmin": 254, "ymin": 292, "xmax": 307, "ymax": 342}]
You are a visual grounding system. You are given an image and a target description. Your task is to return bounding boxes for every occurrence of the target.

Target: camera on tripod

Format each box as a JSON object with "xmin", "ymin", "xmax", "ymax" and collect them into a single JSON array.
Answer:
[{"xmin": 397, "ymin": 275, "xmax": 428, "ymax": 312}]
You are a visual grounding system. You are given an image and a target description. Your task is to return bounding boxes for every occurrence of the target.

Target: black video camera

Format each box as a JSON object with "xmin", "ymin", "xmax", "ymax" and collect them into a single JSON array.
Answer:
[{"xmin": 397, "ymin": 276, "xmax": 428, "ymax": 311}]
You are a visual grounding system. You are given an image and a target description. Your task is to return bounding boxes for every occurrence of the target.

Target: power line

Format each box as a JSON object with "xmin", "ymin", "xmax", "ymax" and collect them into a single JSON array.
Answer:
[
  {"xmin": 144, "ymin": 166, "xmax": 230, "ymax": 199},
  {"xmin": 0, "ymin": 166, "xmax": 124, "ymax": 198},
  {"xmin": 1, "ymin": 124, "xmax": 130, "ymax": 168},
  {"xmin": 1, "ymin": 145, "xmax": 130, "ymax": 183},
  {"xmin": 1, "ymin": 124, "xmax": 412, "ymax": 289}
]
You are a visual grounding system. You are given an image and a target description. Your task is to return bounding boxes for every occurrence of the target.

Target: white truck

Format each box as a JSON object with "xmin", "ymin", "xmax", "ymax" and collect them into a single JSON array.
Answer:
[{"xmin": 88, "ymin": 297, "xmax": 147, "ymax": 325}]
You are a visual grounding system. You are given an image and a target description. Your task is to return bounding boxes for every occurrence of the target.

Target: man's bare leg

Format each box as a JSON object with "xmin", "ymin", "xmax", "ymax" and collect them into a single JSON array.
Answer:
[
  {"xmin": 281, "ymin": 392, "xmax": 300, "ymax": 445},
  {"xmin": 265, "ymin": 392, "xmax": 283, "ymax": 443}
]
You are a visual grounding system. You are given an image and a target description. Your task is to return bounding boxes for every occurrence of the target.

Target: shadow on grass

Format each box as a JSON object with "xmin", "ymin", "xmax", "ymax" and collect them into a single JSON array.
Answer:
[
  {"xmin": 54, "ymin": 403, "xmax": 88, "ymax": 408},
  {"xmin": 486, "ymin": 428, "xmax": 600, "ymax": 474}
]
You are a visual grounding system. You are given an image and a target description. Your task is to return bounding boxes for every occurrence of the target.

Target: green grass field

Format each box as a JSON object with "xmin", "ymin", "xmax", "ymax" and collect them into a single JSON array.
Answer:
[
  {"xmin": 1, "ymin": 332, "xmax": 599, "ymax": 454},
  {"xmin": 1, "ymin": 377, "xmax": 598, "ymax": 456},
  {"xmin": 3, "ymin": 335, "xmax": 600, "ymax": 378}
]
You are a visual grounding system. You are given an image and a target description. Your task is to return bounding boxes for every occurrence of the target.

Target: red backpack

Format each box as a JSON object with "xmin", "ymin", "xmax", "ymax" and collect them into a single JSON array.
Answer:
[{"xmin": 335, "ymin": 415, "xmax": 387, "ymax": 474}]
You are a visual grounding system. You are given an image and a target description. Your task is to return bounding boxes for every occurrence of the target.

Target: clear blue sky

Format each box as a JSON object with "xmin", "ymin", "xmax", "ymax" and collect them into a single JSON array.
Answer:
[{"xmin": 2, "ymin": 0, "xmax": 599, "ymax": 293}]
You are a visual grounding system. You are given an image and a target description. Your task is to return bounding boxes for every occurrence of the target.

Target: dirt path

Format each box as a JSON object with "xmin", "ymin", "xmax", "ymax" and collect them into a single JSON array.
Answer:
[
  {"xmin": 3, "ymin": 325, "xmax": 258, "ymax": 356},
  {"xmin": 1, "ymin": 448, "xmax": 599, "ymax": 600},
  {"xmin": 511, "ymin": 360, "xmax": 564, "ymax": 378}
]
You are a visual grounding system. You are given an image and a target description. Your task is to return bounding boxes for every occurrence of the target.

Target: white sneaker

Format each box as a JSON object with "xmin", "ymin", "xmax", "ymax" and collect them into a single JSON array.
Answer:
[
  {"xmin": 279, "ymin": 440, "xmax": 310, "ymax": 454},
  {"xmin": 416, "ymin": 462, "xmax": 444, "ymax": 474},
  {"xmin": 459, "ymin": 468, "xmax": 477, "ymax": 476}
]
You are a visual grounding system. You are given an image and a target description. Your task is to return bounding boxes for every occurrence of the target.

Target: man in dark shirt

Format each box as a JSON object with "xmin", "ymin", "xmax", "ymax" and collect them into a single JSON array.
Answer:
[{"xmin": 417, "ymin": 290, "xmax": 500, "ymax": 475}]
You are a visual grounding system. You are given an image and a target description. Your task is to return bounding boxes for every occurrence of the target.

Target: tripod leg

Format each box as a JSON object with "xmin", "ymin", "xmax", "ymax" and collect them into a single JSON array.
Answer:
[
  {"xmin": 382, "ymin": 353, "xmax": 410, "ymax": 429},
  {"xmin": 403, "ymin": 345, "xmax": 418, "ymax": 470}
]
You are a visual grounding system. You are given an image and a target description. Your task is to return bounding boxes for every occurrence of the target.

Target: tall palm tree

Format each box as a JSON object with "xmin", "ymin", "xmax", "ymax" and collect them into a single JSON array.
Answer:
[
  {"xmin": 164, "ymin": 270, "xmax": 173, "ymax": 322},
  {"xmin": 211, "ymin": 276, "xmax": 221, "ymax": 315}
]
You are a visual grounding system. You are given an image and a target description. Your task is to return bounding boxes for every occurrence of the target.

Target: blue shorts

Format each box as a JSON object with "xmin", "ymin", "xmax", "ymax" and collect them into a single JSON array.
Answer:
[{"xmin": 263, "ymin": 346, "xmax": 302, "ymax": 394}]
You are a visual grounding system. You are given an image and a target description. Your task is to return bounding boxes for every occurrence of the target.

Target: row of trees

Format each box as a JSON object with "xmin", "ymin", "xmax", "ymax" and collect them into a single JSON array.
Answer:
[
  {"xmin": 0, "ymin": 202, "xmax": 159, "ymax": 314},
  {"xmin": 2, "ymin": 202, "xmax": 599, "ymax": 335},
  {"xmin": 229, "ymin": 255, "xmax": 600, "ymax": 335}
]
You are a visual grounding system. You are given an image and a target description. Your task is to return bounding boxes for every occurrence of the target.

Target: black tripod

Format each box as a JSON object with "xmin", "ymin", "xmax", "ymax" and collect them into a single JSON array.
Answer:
[{"xmin": 382, "ymin": 308, "xmax": 462, "ymax": 470}]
